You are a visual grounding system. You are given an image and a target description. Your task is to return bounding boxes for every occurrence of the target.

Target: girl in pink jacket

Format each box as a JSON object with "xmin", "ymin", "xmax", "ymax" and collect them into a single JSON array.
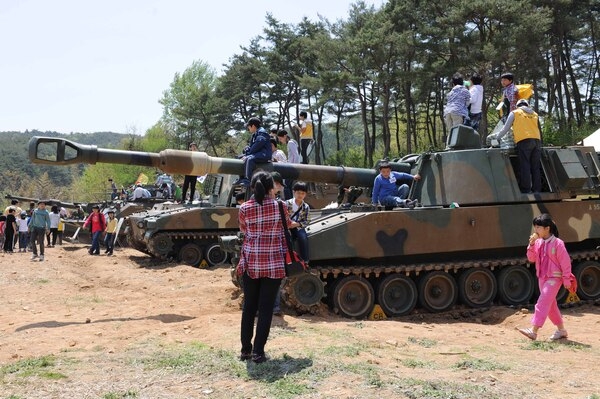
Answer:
[{"xmin": 517, "ymin": 213, "xmax": 572, "ymax": 341}]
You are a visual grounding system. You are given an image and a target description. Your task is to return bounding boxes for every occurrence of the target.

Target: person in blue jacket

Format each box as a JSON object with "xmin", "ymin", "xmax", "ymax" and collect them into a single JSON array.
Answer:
[
  {"xmin": 371, "ymin": 161, "xmax": 420, "ymax": 208},
  {"xmin": 236, "ymin": 117, "xmax": 272, "ymax": 186}
]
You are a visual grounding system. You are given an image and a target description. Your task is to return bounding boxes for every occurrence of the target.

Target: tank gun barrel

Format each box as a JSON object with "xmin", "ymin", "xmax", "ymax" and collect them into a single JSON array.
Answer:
[
  {"xmin": 28, "ymin": 136, "xmax": 377, "ymax": 187},
  {"xmin": 4, "ymin": 193, "xmax": 79, "ymax": 209}
]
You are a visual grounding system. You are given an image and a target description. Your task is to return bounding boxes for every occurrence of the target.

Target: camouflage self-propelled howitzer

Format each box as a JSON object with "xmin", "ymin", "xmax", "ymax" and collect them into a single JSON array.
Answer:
[
  {"xmin": 221, "ymin": 126, "xmax": 600, "ymax": 319},
  {"xmin": 27, "ymin": 136, "xmax": 381, "ymax": 267}
]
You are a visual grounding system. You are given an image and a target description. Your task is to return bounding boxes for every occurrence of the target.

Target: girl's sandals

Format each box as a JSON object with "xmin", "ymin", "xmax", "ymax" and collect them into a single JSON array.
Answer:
[
  {"xmin": 516, "ymin": 327, "xmax": 537, "ymax": 340},
  {"xmin": 549, "ymin": 329, "xmax": 568, "ymax": 340}
]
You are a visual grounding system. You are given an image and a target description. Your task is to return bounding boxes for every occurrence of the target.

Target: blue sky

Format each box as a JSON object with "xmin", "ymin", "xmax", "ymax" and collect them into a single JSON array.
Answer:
[{"xmin": 0, "ymin": 0, "xmax": 383, "ymax": 134}]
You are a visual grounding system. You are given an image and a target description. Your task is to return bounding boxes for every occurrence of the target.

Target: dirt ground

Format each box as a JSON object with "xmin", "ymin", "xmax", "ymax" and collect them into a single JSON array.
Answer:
[{"xmin": 1, "ymin": 243, "xmax": 600, "ymax": 399}]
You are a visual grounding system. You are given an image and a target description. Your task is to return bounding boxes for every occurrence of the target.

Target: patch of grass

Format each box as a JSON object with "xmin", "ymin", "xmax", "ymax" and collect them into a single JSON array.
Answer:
[
  {"xmin": 36, "ymin": 278, "xmax": 50, "ymax": 284},
  {"xmin": 523, "ymin": 340, "xmax": 589, "ymax": 352},
  {"xmin": 453, "ymin": 357, "xmax": 510, "ymax": 371},
  {"xmin": 402, "ymin": 358, "xmax": 436, "ymax": 369},
  {"xmin": 322, "ymin": 343, "xmax": 366, "ymax": 357},
  {"xmin": 588, "ymin": 395, "xmax": 600, "ymax": 399},
  {"xmin": 5, "ymin": 395, "xmax": 25, "ymax": 399},
  {"xmin": 344, "ymin": 362, "xmax": 383, "ymax": 387},
  {"xmin": 65, "ymin": 295, "xmax": 104, "ymax": 306},
  {"xmin": 138, "ymin": 341, "xmax": 246, "ymax": 377},
  {"xmin": 0, "ymin": 355, "xmax": 67, "ymax": 380},
  {"xmin": 395, "ymin": 377, "xmax": 496, "ymax": 399},
  {"xmin": 101, "ymin": 391, "xmax": 138, "ymax": 399},
  {"xmin": 407, "ymin": 336, "xmax": 437, "ymax": 348}
]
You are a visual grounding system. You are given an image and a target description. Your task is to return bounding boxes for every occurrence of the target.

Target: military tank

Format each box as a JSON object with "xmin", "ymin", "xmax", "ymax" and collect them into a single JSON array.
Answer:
[
  {"xmin": 224, "ymin": 127, "xmax": 600, "ymax": 318},
  {"xmin": 29, "ymin": 132, "xmax": 600, "ymax": 319},
  {"xmin": 27, "ymin": 136, "xmax": 378, "ymax": 267}
]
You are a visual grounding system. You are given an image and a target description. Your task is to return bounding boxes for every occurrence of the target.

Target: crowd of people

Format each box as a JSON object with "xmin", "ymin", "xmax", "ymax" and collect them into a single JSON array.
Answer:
[{"xmin": 444, "ymin": 71, "xmax": 543, "ymax": 194}]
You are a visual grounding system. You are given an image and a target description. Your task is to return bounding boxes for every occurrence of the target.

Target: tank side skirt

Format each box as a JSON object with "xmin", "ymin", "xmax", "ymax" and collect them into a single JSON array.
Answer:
[
  {"xmin": 146, "ymin": 230, "xmax": 239, "ymax": 260},
  {"xmin": 281, "ymin": 249, "xmax": 600, "ymax": 314}
]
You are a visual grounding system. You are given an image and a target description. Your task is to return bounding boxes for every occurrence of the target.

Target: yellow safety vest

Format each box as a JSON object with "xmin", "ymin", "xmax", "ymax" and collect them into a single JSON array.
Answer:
[
  {"xmin": 300, "ymin": 120, "xmax": 313, "ymax": 139},
  {"xmin": 512, "ymin": 108, "xmax": 541, "ymax": 143}
]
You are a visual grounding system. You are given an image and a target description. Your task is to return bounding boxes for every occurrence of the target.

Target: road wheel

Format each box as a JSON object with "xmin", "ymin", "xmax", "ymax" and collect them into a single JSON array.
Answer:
[
  {"xmin": 496, "ymin": 265, "xmax": 534, "ymax": 305},
  {"xmin": 288, "ymin": 273, "xmax": 325, "ymax": 308},
  {"xmin": 331, "ymin": 275, "xmax": 375, "ymax": 319},
  {"xmin": 178, "ymin": 243, "xmax": 203, "ymax": 267},
  {"xmin": 418, "ymin": 271, "xmax": 458, "ymax": 312},
  {"xmin": 376, "ymin": 274, "xmax": 417, "ymax": 317},
  {"xmin": 205, "ymin": 243, "xmax": 228, "ymax": 267},
  {"xmin": 458, "ymin": 268, "xmax": 497, "ymax": 308},
  {"xmin": 574, "ymin": 261, "xmax": 600, "ymax": 300}
]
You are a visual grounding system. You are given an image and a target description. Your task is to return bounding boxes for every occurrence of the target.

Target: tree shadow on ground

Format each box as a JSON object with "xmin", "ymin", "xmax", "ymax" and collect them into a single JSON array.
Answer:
[{"xmin": 15, "ymin": 313, "xmax": 195, "ymax": 331}]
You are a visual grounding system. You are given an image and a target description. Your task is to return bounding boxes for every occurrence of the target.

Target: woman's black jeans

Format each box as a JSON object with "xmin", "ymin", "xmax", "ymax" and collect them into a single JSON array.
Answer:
[{"xmin": 240, "ymin": 273, "xmax": 282, "ymax": 356}]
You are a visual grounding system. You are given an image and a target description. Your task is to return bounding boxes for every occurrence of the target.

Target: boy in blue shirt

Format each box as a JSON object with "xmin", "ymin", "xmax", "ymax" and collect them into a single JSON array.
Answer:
[{"xmin": 371, "ymin": 161, "xmax": 420, "ymax": 208}]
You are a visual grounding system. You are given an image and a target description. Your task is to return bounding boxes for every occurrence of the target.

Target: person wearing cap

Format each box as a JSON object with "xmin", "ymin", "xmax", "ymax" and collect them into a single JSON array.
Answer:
[
  {"xmin": 182, "ymin": 142, "xmax": 199, "ymax": 203},
  {"xmin": 28, "ymin": 200, "xmax": 51, "ymax": 261},
  {"xmin": 500, "ymin": 72, "xmax": 519, "ymax": 120},
  {"xmin": 236, "ymin": 117, "xmax": 272, "ymax": 186},
  {"xmin": 372, "ymin": 162, "xmax": 421, "ymax": 209},
  {"xmin": 83, "ymin": 205, "xmax": 106, "ymax": 255},
  {"xmin": 495, "ymin": 98, "xmax": 542, "ymax": 193},
  {"xmin": 104, "ymin": 209, "xmax": 118, "ymax": 256},
  {"xmin": 270, "ymin": 137, "xmax": 287, "ymax": 163}
]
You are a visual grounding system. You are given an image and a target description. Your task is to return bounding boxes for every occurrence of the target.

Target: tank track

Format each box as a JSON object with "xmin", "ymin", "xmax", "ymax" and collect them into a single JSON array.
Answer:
[
  {"xmin": 147, "ymin": 230, "xmax": 239, "ymax": 260},
  {"xmin": 282, "ymin": 249, "xmax": 600, "ymax": 315}
]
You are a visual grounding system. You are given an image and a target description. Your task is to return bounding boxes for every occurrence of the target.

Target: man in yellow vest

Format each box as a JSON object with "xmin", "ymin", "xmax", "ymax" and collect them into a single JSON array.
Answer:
[
  {"xmin": 298, "ymin": 111, "xmax": 313, "ymax": 164},
  {"xmin": 496, "ymin": 98, "xmax": 542, "ymax": 193}
]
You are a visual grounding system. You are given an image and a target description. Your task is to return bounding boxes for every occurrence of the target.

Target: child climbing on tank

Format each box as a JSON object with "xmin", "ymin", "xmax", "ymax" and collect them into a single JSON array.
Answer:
[{"xmin": 516, "ymin": 213, "xmax": 574, "ymax": 341}]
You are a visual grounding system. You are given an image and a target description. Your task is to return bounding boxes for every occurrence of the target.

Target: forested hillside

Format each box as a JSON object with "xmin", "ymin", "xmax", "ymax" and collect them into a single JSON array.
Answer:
[{"xmin": 0, "ymin": 130, "xmax": 128, "ymax": 202}]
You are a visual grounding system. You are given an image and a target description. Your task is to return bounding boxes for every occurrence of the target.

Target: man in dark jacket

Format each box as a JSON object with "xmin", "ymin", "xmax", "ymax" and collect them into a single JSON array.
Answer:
[{"xmin": 237, "ymin": 117, "xmax": 272, "ymax": 185}]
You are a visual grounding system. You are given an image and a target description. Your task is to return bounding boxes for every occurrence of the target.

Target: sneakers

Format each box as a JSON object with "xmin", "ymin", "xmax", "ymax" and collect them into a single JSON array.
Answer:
[
  {"xmin": 31, "ymin": 254, "xmax": 38, "ymax": 261},
  {"xmin": 39, "ymin": 255, "xmax": 44, "ymax": 262},
  {"xmin": 251, "ymin": 353, "xmax": 268, "ymax": 363},
  {"xmin": 550, "ymin": 329, "xmax": 568, "ymax": 340},
  {"xmin": 516, "ymin": 327, "xmax": 537, "ymax": 340},
  {"xmin": 239, "ymin": 352, "xmax": 252, "ymax": 361}
]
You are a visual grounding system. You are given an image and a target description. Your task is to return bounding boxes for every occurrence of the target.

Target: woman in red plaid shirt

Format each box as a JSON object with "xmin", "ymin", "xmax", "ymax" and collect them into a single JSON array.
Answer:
[{"xmin": 237, "ymin": 170, "xmax": 290, "ymax": 363}]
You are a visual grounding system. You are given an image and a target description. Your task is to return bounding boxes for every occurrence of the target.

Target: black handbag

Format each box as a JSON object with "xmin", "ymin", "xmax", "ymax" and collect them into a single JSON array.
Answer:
[{"xmin": 277, "ymin": 201, "xmax": 308, "ymax": 277}]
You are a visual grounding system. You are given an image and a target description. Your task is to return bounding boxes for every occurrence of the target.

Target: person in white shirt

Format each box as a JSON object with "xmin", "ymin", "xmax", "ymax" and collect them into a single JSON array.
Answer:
[
  {"xmin": 468, "ymin": 73, "xmax": 484, "ymax": 131},
  {"xmin": 276, "ymin": 129, "xmax": 300, "ymax": 164},
  {"xmin": 17, "ymin": 211, "xmax": 30, "ymax": 252},
  {"xmin": 271, "ymin": 138, "xmax": 287, "ymax": 163}
]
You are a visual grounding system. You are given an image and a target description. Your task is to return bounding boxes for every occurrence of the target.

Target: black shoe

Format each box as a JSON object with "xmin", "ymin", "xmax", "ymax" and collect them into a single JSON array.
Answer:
[
  {"xmin": 239, "ymin": 352, "xmax": 252, "ymax": 361},
  {"xmin": 252, "ymin": 353, "xmax": 268, "ymax": 363}
]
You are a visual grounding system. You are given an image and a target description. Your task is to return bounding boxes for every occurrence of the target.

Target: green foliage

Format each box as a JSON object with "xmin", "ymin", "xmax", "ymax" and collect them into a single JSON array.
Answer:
[
  {"xmin": 453, "ymin": 357, "xmax": 510, "ymax": 371},
  {"xmin": 0, "ymin": 355, "xmax": 67, "ymax": 380},
  {"xmin": 0, "ymin": 130, "xmax": 127, "ymax": 202},
  {"xmin": 101, "ymin": 391, "xmax": 138, "ymax": 399}
]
